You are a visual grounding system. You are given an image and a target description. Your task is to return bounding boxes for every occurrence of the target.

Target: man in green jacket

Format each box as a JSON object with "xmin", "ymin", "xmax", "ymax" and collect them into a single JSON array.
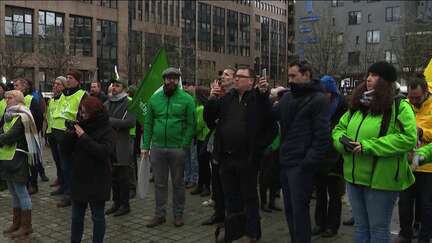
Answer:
[{"xmin": 142, "ymin": 67, "xmax": 195, "ymax": 228}]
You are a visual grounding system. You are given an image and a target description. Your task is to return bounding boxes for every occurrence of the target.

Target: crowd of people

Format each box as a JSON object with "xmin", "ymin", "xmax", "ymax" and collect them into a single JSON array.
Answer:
[{"xmin": 0, "ymin": 60, "xmax": 431, "ymax": 243}]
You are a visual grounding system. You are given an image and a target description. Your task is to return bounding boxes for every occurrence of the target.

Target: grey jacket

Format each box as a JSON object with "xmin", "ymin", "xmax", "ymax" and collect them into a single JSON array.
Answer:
[{"xmin": 104, "ymin": 95, "xmax": 136, "ymax": 166}]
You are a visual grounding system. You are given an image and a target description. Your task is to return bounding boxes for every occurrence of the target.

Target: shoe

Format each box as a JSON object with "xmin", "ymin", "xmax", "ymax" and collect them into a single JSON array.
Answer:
[
  {"xmin": 10, "ymin": 209, "xmax": 32, "ymax": 239},
  {"xmin": 3, "ymin": 208, "xmax": 21, "ymax": 235},
  {"xmin": 202, "ymin": 215, "xmax": 224, "ymax": 226},
  {"xmin": 113, "ymin": 206, "xmax": 130, "ymax": 217},
  {"xmin": 105, "ymin": 204, "xmax": 119, "ymax": 215},
  {"xmin": 146, "ymin": 216, "xmax": 166, "ymax": 228},
  {"xmin": 173, "ymin": 216, "xmax": 184, "ymax": 227},
  {"xmin": 28, "ymin": 186, "xmax": 38, "ymax": 195},
  {"xmin": 50, "ymin": 188, "xmax": 64, "ymax": 196},
  {"xmin": 49, "ymin": 179, "xmax": 61, "ymax": 187},
  {"xmin": 343, "ymin": 217, "xmax": 354, "ymax": 226},
  {"xmin": 129, "ymin": 189, "xmax": 136, "ymax": 199},
  {"xmin": 190, "ymin": 186, "xmax": 203, "ymax": 195},
  {"xmin": 311, "ymin": 226, "xmax": 324, "ymax": 236},
  {"xmin": 202, "ymin": 199, "xmax": 214, "ymax": 207},
  {"xmin": 261, "ymin": 205, "xmax": 272, "ymax": 213},
  {"xmin": 57, "ymin": 199, "xmax": 71, "ymax": 208},
  {"xmin": 394, "ymin": 235, "xmax": 412, "ymax": 243},
  {"xmin": 185, "ymin": 182, "xmax": 196, "ymax": 189},
  {"xmin": 321, "ymin": 229, "xmax": 337, "ymax": 238},
  {"xmin": 268, "ymin": 202, "xmax": 282, "ymax": 211},
  {"xmin": 40, "ymin": 174, "xmax": 49, "ymax": 182},
  {"xmin": 200, "ymin": 186, "xmax": 211, "ymax": 197}
]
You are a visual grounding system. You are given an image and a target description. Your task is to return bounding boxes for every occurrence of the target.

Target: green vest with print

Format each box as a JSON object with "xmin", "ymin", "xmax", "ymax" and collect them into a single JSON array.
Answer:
[
  {"xmin": 0, "ymin": 99, "xmax": 6, "ymax": 119},
  {"xmin": 51, "ymin": 90, "xmax": 86, "ymax": 131},
  {"xmin": 24, "ymin": 95, "xmax": 33, "ymax": 109},
  {"xmin": 0, "ymin": 116, "xmax": 19, "ymax": 160},
  {"xmin": 46, "ymin": 97, "xmax": 61, "ymax": 134}
]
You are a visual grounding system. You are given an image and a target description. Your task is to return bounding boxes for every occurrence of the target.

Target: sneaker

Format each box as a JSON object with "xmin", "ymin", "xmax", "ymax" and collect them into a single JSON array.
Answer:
[
  {"xmin": 146, "ymin": 216, "xmax": 166, "ymax": 228},
  {"xmin": 173, "ymin": 216, "xmax": 184, "ymax": 227}
]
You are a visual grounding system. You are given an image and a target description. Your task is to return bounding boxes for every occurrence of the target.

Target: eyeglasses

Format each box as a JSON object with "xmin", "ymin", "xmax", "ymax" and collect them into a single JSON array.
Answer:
[{"xmin": 235, "ymin": 75, "xmax": 252, "ymax": 79}]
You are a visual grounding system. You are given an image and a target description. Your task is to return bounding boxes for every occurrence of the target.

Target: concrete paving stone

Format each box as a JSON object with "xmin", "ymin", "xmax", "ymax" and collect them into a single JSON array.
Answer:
[{"xmin": 0, "ymin": 146, "xmax": 405, "ymax": 243}]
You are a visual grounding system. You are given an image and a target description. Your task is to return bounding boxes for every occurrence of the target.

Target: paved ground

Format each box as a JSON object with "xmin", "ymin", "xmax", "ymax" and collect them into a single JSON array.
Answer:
[{"xmin": 0, "ymin": 146, "xmax": 402, "ymax": 243}]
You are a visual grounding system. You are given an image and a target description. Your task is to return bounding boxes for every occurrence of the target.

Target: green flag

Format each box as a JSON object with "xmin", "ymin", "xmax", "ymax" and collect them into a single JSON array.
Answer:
[{"xmin": 128, "ymin": 48, "xmax": 169, "ymax": 125}]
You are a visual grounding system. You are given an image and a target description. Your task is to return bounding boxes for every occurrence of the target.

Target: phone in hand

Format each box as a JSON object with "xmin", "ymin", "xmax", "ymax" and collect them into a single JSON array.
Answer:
[
  {"xmin": 262, "ymin": 68, "xmax": 267, "ymax": 80},
  {"xmin": 340, "ymin": 135, "xmax": 356, "ymax": 152}
]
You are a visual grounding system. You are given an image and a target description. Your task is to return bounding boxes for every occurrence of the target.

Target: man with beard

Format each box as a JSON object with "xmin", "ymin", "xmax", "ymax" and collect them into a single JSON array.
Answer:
[
  {"xmin": 274, "ymin": 61, "xmax": 331, "ymax": 243},
  {"xmin": 142, "ymin": 67, "xmax": 195, "ymax": 228},
  {"xmin": 104, "ymin": 78, "xmax": 136, "ymax": 217},
  {"xmin": 90, "ymin": 80, "xmax": 108, "ymax": 103}
]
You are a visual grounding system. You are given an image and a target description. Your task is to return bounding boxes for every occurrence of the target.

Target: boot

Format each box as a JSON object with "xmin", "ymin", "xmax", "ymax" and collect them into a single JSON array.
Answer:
[
  {"xmin": 2, "ymin": 208, "xmax": 21, "ymax": 234},
  {"xmin": 10, "ymin": 209, "xmax": 32, "ymax": 239}
]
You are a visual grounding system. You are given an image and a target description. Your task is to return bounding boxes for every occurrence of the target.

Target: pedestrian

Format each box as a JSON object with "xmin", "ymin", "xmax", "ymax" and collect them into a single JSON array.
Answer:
[
  {"xmin": 1, "ymin": 90, "xmax": 41, "ymax": 240},
  {"xmin": 274, "ymin": 61, "xmax": 331, "ymax": 243},
  {"xmin": 142, "ymin": 67, "xmax": 196, "ymax": 228},
  {"xmin": 201, "ymin": 67, "xmax": 237, "ymax": 226},
  {"xmin": 333, "ymin": 61, "xmax": 417, "ymax": 243},
  {"xmin": 312, "ymin": 75, "xmax": 348, "ymax": 238},
  {"xmin": 0, "ymin": 82, "xmax": 7, "ymax": 192},
  {"xmin": 46, "ymin": 77, "xmax": 66, "ymax": 193},
  {"xmin": 50, "ymin": 70, "xmax": 87, "ymax": 208},
  {"xmin": 395, "ymin": 77, "xmax": 432, "ymax": 243},
  {"xmin": 13, "ymin": 78, "xmax": 47, "ymax": 194},
  {"xmin": 190, "ymin": 86, "xmax": 211, "ymax": 197},
  {"xmin": 104, "ymin": 77, "xmax": 135, "ymax": 217},
  {"xmin": 62, "ymin": 96, "xmax": 113, "ymax": 243},
  {"xmin": 205, "ymin": 67, "xmax": 276, "ymax": 242},
  {"xmin": 90, "ymin": 80, "xmax": 108, "ymax": 103}
]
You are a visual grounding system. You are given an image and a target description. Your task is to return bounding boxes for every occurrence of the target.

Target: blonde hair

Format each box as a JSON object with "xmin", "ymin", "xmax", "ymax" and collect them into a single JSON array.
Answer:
[{"xmin": 5, "ymin": 90, "xmax": 25, "ymax": 105}]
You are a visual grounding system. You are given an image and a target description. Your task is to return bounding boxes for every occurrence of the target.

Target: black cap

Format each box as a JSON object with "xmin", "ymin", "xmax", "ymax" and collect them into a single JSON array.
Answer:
[{"xmin": 367, "ymin": 61, "xmax": 397, "ymax": 82}]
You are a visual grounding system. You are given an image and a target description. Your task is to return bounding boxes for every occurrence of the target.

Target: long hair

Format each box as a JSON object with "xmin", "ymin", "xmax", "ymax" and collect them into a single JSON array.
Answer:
[{"xmin": 350, "ymin": 79, "xmax": 395, "ymax": 115}]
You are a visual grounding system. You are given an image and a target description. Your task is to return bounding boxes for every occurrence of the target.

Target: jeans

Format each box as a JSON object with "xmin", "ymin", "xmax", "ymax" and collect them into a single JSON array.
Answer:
[
  {"xmin": 280, "ymin": 166, "xmax": 314, "ymax": 243},
  {"xmin": 150, "ymin": 147, "xmax": 186, "ymax": 217},
  {"xmin": 71, "ymin": 201, "xmax": 106, "ymax": 243},
  {"xmin": 48, "ymin": 134, "xmax": 63, "ymax": 184},
  {"xmin": 184, "ymin": 143, "xmax": 198, "ymax": 184},
  {"xmin": 399, "ymin": 172, "xmax": 432, "ymax": 241},
  {"xmin": 197, "ymin": 141, "xmax": 211, "ymax": 188},
  {"xmin": 347, "ymin": 183, "xmax": 398, "ymax": 243},
  {"xmin": 219, "ymin": 161, "xmax": 260, "ymax": 239},
  {"xmin": 314, "ymin": 174, "xmax": 345, "ymax": 232},
  {"xmin": 211, "ymin": 161, "xmax": 225, "ymax": 220},
  {"xmin": 7, "ymin": 180, "xmax": 32, "ymax": 209}
]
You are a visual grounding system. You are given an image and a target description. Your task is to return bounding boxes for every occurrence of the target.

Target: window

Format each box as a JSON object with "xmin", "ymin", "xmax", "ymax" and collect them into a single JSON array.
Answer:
[
  {"xmin": 97, "ymin": 0, "xmax": 117, "ymax": 8},
  {"xmin": 169, "ymin": 0, "xmax": 174, "ymax": 26},
  {"xmin": 386, "ymin": 7, "xmax": 400, "ymax": 22},
  {"xmin": 368, "ymin": 14, "xmax": 372, "ymax": 23},
  {"xmin": 70, "ymin": 15, "xmax": 92, "ymax": 56},
  {"xmin": 337, "ymin": 33, "xmax": 344, "ymax": 44},
  {"xmin": 198, "ymin": 3, "xmax": 211, "ymax": 51},
  {"xmin": 5, "ymin": 6, "xmax": 33, "ymax": 52},
  {"xmin": 213, "ymin": 7, "xmax": 225, "ymax": 53},
  {"xmin": 348, "ymin": 51, "xmax": 360, "ymax": 66},
  {"xmin": 348, "ymin": 11, "xmax": 361, "ymax": 25},
  {"xmin": 355, "ymin": 35, "xmax": 360, "ymax": 45},
  {"xmin": 97, "ymin": 19, "xmax": 117, "ymax": 81},
  {"xmin": 137, "ymin": 1, "xmax": 143, "ymax": 21},
  {"xmin": 367, "ymin": 30, "xmax": 380, "ymax": 43},
  {"xmin": 332, "ymin": 17, "xmax": 336, "ymax": 26},
  {"xmin": 163, "ymin": 0, "xmax": 168, "ymax": 25},
  {"xmin": 150, "ymin": 0, "xmax": 156, "ymax": 22},
  {"xmin": 227, "ymin": 10, "xmax": 239, "ymax": 55},
  {"xmin": 239, "ymin": 13, "xmax": 250, "ymax": 57},
  {"xmin": 39, "ymin": 10, "xmax": 65, "ymax": 53},
  {"xmin": 255, "ymin": 29, "xmax": 260, "ymax": 51},
  {"xmin": 385, "ymin": 50, "xmax": 397, "ymax": 64},
  {"xmin": 157, "ymin": 0, "xmax": 162, "ymax": 24},
  {"xmin": 331, "ymin": 0, "xmax": 344, "ymax": 7},
  {"xmin": 144, "ymin": 1, "xmax": 149, "ymax": 22}
]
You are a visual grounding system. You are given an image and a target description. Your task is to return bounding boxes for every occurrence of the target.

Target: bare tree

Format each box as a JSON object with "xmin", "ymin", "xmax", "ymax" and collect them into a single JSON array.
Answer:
[
  {"xmin": 37, "ymin": 26, "xmax": 78, "ymax": 78},
  {"xmin": 0, "ymin": 21, "xmax": 29, "ymax": 79},
  {"xmin": 299, "ymin": 14, "xmax": 347, "ymax": 78}
]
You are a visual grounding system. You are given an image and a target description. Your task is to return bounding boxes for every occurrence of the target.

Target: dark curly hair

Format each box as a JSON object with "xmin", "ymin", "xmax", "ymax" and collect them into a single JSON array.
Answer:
[{"xmin": 350, "ymin": 79, "xmax": 395, "ymax": 115}]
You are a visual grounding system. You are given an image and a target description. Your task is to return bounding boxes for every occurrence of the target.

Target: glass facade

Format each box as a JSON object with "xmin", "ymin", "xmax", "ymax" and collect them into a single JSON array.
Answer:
[
  {"xmin": 227, "ymin": 10, "xmax": 239, "ymax": 55},
  {"xmin": 5, "ymin": 6, "xmax": 33, "ymax": 52},
  {"xmin": 96, "ymin": 19, "xmax": 117, "ymax": 82},
  {"xmin": 198, "ymin": 3, "xmax": 211, "ymax": 51},
  {"xmin": 70, "ymin": 15, "xmax": 92, "ymax": 56},
  {"xmin": 213, "ymin": 7, "xmax": 225, "ymax": 53},
  {"xmin": 39, "ymin": 10, "xmax": 64, "ymax": 52},
  {"xmin": 181, "ymin": 0, "xmax": 196, "ymax": 82}
]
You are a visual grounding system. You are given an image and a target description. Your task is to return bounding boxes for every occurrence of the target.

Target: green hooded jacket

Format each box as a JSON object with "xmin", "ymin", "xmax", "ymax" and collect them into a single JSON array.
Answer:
[
  {"xmin": 142, "ymin": 88, "xmax": 196, "ymax": 150},
  {"xmin": 416, "ymin": 142, "xmax": 432, "ymax": 165},
  {"xmin": 332, "ymin": 100, "xmax": 417, "ymax": 191}
]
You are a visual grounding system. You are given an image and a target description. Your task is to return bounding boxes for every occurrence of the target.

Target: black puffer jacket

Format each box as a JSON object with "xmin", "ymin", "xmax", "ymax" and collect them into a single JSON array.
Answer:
[
  {"xmin": 274, "ymin": 81, "xmax": 331, "ymax": 171},
  {"xmin": 63, "ymin": 111, "xmax": 114, "ymax": 203}
]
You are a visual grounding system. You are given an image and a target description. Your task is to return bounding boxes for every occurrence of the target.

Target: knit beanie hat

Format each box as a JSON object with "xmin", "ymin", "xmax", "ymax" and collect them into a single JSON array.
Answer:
[
  {"xmin": 320, "ymin": 75, "xmax": 339, "ymax": 95},
  {"xmin": 367, "ymin": 61, "xmax": 397, "ymax": 82},
  {"xmin": 67, "ymin": 70, "xmax": 82, "ymax": 82}
]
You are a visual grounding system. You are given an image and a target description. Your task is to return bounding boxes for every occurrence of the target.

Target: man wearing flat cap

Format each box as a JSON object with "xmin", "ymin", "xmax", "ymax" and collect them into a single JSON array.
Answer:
[
  {"xmin": 142, "ymin": 67, "xmax": 196, "ymax": 228},
  {"xmin": 104, "ymin": 77, "xmax": 136, "ymax": 217}
]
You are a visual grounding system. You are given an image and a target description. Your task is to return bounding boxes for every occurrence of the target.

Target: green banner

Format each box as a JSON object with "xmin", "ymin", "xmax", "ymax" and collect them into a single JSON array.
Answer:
[{"xmin": 128, "ymin": 48, "xmax": 169, "ymax": 125}]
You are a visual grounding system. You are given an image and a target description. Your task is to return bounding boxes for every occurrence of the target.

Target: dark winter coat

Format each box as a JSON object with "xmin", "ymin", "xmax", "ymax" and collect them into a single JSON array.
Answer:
[
  {"xmin": 204, "ymin": 88, "xmax": 277, "ymax": 167},
  {"xmin": 63, "ymin": 111, "xmax": 114, "ymax": 203},
  {"xmin": 274, "ymin": 80, "xmax": 331, "ymax": 172}
]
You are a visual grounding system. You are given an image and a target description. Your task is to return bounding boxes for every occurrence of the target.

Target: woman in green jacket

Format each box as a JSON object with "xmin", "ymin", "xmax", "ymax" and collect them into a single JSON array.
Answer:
[{"xmin": 332, "ymin": 61, "xmax": 417, "ymax": 243}]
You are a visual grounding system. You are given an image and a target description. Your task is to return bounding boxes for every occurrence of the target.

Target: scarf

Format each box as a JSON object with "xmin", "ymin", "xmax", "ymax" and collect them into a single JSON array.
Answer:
[
  {"xmin": 109, "ymin": 92, "xmax": 128, "ymax": 102},
  {"xmin": 360, "ymin": 89, "xmax": 375, "ymax": 107},
  {"xmin": 4, "ymin": 105, "xmax": 42, "ymax": 167}
]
